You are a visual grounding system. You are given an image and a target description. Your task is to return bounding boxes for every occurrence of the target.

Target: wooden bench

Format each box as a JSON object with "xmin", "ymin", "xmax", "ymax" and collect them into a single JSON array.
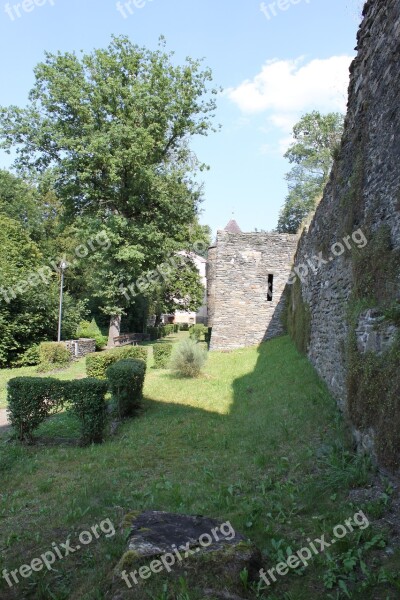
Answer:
[{"xmin": 113, "ymin": 333, "xmax": 150, "ymax": 347}]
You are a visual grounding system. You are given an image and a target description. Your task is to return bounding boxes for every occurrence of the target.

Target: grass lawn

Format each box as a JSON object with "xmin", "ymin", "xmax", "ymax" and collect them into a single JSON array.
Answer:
[{"xmin": 0, "ymin": 335, "xmax": 399, "ymax": 599}]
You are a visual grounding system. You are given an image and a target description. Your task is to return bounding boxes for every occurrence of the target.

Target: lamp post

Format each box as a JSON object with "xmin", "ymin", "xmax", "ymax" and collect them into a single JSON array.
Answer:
[{"xmin": 57, "ymin": 260, "xmax": 68, "ymax": 342}]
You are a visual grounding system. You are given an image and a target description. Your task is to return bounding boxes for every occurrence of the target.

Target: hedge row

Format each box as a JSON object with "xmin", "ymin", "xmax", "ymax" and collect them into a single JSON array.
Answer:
[
  {"xmin": 189, "ymin": 324, "xmax": 207, "ymax": 341},
  {"xmin": 107, "ymin": 359, "xmax": 146, "ymax": 418},
  {"xmin": 86, "ymin": 345, "xmax": 148, "ymax": 379},
  {"xmin": 7, "ymin": 377, "xmax": 108, "ymax": 444},
  {"xmin": 153, "ymin": 343, "xmax": 173, "ymax": 369},
  {"xmin": 146, "ymin": 324, "xmax": 178, "ymax": 340}
]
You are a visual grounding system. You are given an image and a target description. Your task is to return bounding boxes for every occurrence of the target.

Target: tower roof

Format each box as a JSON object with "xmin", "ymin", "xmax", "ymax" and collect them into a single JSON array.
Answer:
[{"xmin": 224, "ymin": 219, "xmax": 242, "ymax": 233}]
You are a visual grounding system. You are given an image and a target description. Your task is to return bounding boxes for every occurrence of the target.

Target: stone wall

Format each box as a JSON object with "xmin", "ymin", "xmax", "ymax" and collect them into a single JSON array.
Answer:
[
  {"xmin": 288, "ymin": 0, "xmax": 400, "ymax": 468},
  {"xmin": 208, "ymin": 232, "xmax": 298, "ymax": 350},
  {"xmin": 64, "ymin": 338, "xmax": 96, "ymax": 358}
]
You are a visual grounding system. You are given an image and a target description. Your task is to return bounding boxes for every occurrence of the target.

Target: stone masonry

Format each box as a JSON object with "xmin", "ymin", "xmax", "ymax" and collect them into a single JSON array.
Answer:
[
  {"xmin": 290, "ymin": 0, "xmax": 400, "ymax": 457},
  {"xmin": 208, "ymin": 231, "xmax": 298, "ymax": 350}
]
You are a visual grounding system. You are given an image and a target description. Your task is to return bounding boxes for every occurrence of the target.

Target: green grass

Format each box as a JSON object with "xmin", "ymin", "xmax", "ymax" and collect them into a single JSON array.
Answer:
[{"xmin": 0, "ymin": 335, "xmax": 399, "ymax": 599}]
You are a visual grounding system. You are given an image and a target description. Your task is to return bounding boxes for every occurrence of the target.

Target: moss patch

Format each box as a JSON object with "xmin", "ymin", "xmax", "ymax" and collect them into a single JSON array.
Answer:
[
  {"xmin": 347, "ymin": 224, "xmax": 400, "ymax": 470},
  {"xmin": 285, "ymin": 278, "xmax": 311, "ymax": 355}
]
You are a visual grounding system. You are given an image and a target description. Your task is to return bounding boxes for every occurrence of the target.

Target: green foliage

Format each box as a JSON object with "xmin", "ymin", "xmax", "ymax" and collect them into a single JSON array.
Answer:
[
  {"xmin": 284, "ymin": 279, "xmax": 311, "ymax": 354},
  {"xmin": 152, "ymin": 257, "xmax": 205, "ymax": 316},
  {"xmin": 86, "ymin": 346, "xmax": 147, "ymax": 379},
  {"xmin": 277, "ymin": 111, "xmax": 344, "ymax": 233},
  {"xmin": 352, "ymin": 224, "xmax": 400, "ymax": 308},
  {"xmin": 68, "ymin": 378, "xmax": 108, "ymax": 444},
  {"xmin": 189, "ymin": 324, "xmax": 207, "ymax": 341},
  {"xmin": 12, "ymin": 344, "xmax": 40, "ymax": 367},
  {"xmin": 7, "ymin": 377, "xmax": 65, "ymax": 441},
  {"xmin": 153, "ymin": 344, "xmax": 173, "ymax": 369},
  {"xmin": 0, "ymin": 37, "xmax": 217, "ymax": 329},
  {"xmin": 106, "ymin": 359, "xmax": 146, "ymax": 418},
  {"xmin": 38, "ymin": 342, "xmax": 71, "ymax": 372},
  {"xmin": 0, "ymin": 214, "xmax": 87, "ymax": 367},
  {"xmin": 179, "ymin": 323, "xmax": 190, "ymax": 331},
  {"xmin": 7, "ymin": 376, "xmax": 108, "ymax": 444},
  {"xmin": 346, "ymin": 224, "xmax": 400, "ymax": 469},
  {"xmin": 347, "ymin": 334, "xmax": 400, "ymax": 469},
  {"xmin": 147, "ymin": 324, "xmax": 175, "ymax": 340},
  {"xmin": 170, "ymin": 339, "xmax": 207, "ymax": 377},
  {"xmin": 77, "ymin": 318, "xmax": 107, "ymax": 350}
]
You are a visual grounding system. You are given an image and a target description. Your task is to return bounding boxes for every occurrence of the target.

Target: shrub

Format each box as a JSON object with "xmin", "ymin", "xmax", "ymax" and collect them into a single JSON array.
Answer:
[
  {"xmin": 179, "ymin": 323, "xmax": 189, "ymax": 331},
  {"xmin": 106, "ymin": 359, "xmax": 146, "ymax": 418},
  {"xmin": 13, "ymin": 344, "xmax": 40, "ymax": 367},
  {"xmin": 38, "ymin": 342, "xmax": 71, "ymax": 372},
  {"xmin": 7, "ymin": 377, "xmax": 108, "ymax": 444},
  {"xmin": 173, "ymin": 324, "xmax": 179, "ymax": 333},
  {"xmin": 153, "ymin": 343, "xmax": 173, "ymax": 369},
  {"xmin": 68, "ymin": 378, "xmax": 108, "ymax": 444},
  {"xmin": 170, "ymin": 339, "xmax": 207, "ymax": 377},
  {"xmin": 7, "ymin": 377, "xmax": 65, "ymax": 441},
  {"xmin": 77, "ymin": 319, "xmax": 107, "ymax": 350},
  {"xmin": 205, "ymin": 327, "xmax": 212, "ymax": 346},
  {"xmin": 189, "ymin": 324, "xmax": 207, "ymax": 341},
  {"xmin": 147, "ymin": 326, "xmax": 161, "ymax": 341},
  {"xmin": 86, "ymin": 346, "xmax": 148, "ymax": 379}
]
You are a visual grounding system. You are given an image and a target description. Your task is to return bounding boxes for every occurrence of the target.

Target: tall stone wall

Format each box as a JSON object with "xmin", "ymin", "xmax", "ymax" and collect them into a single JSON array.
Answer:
[
  {"xmin": 208, "ymin": 232, "xmax": 298, "ymax": 350},
  {"xmin": 289, "ymin": 0, "xmax": 400, "ymax": 468}
]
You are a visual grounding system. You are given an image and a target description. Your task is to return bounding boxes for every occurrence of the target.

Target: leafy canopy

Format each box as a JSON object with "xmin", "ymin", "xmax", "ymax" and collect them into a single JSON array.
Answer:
[{"xmin": 277, "ymin": 111, "xmax": 344, "ymax": 234}]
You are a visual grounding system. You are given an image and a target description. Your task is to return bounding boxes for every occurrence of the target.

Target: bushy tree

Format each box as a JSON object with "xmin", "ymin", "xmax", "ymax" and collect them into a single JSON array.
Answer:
[
  {"xmin": 0, "ymin": 36, "xmax": 218, "ymax": 342},
  {"xmin": 277, "ymin": 111, "xmax": 344, "ymax": 233}
]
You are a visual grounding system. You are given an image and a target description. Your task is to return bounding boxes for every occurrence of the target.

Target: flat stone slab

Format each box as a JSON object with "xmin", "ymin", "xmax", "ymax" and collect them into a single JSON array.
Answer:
[
  {"xmin": 127, "ymin": 510, "xmax": 246, "ymax": 557},
  {"xmin": 113, "ymin": 511, "xmax": 262, "ymax": 598}
]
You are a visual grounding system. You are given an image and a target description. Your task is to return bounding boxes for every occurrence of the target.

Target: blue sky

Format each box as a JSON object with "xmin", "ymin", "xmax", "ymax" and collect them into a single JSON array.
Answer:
[{"xmin": 0, "ymin": 0, "xmax": 363, "ymax": 234}]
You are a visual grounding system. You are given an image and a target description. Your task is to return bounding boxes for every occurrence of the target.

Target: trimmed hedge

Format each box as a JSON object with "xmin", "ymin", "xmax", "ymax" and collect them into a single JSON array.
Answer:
[
  {"xmin": 153, "ymin": 343, "xmax": 173, "ymax": 369},
  {"xmin": 7, "ymin": 377, "xmax": 108, "ymax": 444},
  {"xmin": 68, "ymin": 379, "xmax": 108, "ymax": 444},
  {"xmin": 189, "ymin": 324, "xmax": 207, "ymax": 341},
  {"xmin": 106, "ymin": 359, "xmax": 146, "ymax": 418},
  {"xmin": 38, "ymin": 342, "xmax": 71, "ymax": 372},
  {"xmin": 147, "ymin": 324, "xmax": 175, "ymax": 340},
  {"xmin": 179, "ymin": 323, "xmax": 189, "ymax": 331},
  {"xmin": 86, "ymin": 345, "xmax": 148, "ymax": 379}
]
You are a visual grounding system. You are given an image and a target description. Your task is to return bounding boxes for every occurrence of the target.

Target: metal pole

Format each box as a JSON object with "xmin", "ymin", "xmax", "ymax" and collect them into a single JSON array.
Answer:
[{"xmin": 57, "ymin": 268, "xmax": 64, "ymax": 342}]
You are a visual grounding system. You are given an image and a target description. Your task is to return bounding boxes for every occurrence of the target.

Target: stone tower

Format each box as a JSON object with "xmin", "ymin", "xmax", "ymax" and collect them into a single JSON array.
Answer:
[{"xmin": 207, "ymin": 222, "xmax": 298, "ymax": 350}]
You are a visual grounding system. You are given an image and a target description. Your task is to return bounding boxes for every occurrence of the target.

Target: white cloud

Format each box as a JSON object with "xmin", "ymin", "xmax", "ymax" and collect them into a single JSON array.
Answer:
[
  {"xmin": 227, "ymin": 55, "xmax": 353, "ymax": 156},
  {"xmin": 227, "ymin": 55, "xmax": 353, "ymax": 116}
]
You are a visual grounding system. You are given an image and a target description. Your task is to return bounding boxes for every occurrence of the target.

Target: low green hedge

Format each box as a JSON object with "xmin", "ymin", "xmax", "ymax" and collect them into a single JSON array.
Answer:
[
  {"xmin": 38, "ymin": 342, "xmax": 71, "ymax": 372},
  {"xmin": 106, "ymin": 359, "xmax": 146, "ymax": 418},
  {"xmin": 7, "ymin": 377, "xmax": 108, "ymax": 444},
  {"xmin": 68, "ymin": 379, "xmax": 108, "ymax": 444},
  {"xmin": 189, "ymin": 324, "xmax": 207, "ymax": 341},
  {"xmin": 147, "ymin": 324, "xmax": 175, "ymax": 340},
  {"xmin": 153, "ymin": 343, "xmax": 173, "ymax": 369},
  {"xmin": 86, "ymin": 345, "xmax": 148, "ymax": 379}
]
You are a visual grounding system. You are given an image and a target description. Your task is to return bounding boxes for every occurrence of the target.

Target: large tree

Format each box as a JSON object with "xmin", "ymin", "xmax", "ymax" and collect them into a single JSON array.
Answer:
[
  {"xmin": 277, "ymin": 111, "xmax": 344, "ymax": 233},
  {"xmin": 0, "ymin": 36, "xmax": 218, "ymax": 342}
]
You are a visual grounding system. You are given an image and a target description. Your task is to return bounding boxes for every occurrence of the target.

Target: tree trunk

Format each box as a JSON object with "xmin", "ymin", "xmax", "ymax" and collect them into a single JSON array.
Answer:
[{"xmin": 107, "ymin": 314, "xmax": 121, "ymax": 348}]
